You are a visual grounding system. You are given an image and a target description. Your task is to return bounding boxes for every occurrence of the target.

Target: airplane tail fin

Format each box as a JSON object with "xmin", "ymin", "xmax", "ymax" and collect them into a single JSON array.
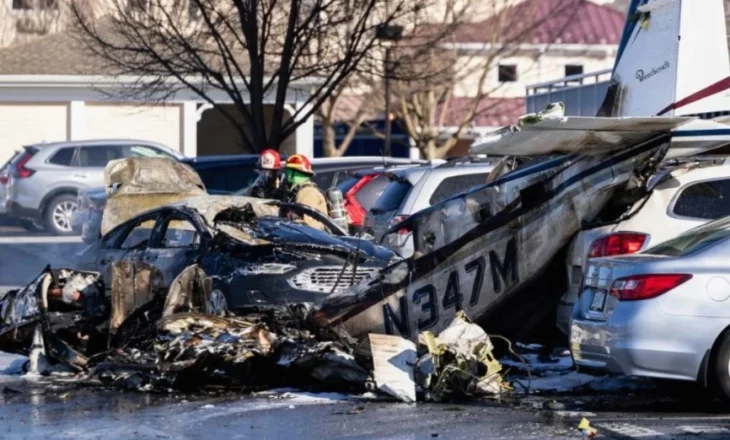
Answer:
[{"xmin": 598, "ymin": 0, "xmax": 730, "ymax": 118}]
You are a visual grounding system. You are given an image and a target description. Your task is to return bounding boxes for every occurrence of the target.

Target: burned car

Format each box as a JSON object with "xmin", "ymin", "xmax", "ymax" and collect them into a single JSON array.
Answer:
[{"xmin": 75, "ymin": 195, "xmax": 396, "ymax": 312}]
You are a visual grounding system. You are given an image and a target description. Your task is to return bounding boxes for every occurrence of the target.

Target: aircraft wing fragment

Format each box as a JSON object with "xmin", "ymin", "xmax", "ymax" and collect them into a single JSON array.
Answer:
[{"xmin": 470, "ymin": 116, "xmax": 692, "ymax": 156}]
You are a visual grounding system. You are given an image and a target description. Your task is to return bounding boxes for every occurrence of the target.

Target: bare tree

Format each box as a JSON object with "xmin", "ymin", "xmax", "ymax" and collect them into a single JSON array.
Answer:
[
  {"xmin": 315, "ymin": 0, "xmax": 471, "ymax": 157},
  {"xmin": 70, "ymin": 0, "xmax": 437, "ymax": 153},
  {"xmin": 391, "ymin": 0, "xmax": 580, "ymax": 159}
]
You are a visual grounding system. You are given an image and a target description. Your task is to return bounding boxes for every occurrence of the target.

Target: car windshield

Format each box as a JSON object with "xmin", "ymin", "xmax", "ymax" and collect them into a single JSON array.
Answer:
[
  {"xmin": 337, "ymin": 176, "xmax": 361, "ymax": 195},
  {"xmin": 644, "ymin": 217, "xmax": 730, "ymax": 257},
  {"xmin": 370, "ymin": 177, "xmax": 412, "ymax": 213}
]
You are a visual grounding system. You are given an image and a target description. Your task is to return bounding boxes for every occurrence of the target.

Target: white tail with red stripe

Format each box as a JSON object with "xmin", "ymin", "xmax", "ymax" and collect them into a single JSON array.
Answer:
[{"xmin": 599, "ymin": 0, "xmax": 730, "ymax": 118}]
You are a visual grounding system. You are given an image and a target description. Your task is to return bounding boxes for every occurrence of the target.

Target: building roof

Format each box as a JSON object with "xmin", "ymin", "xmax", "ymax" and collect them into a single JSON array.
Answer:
[
  {"xmin": 0, "ymin": 18, "xmax": 254, "ymax": 77},
  {"xmin": 0, "ymin": 22, "xmax": 119, "ymax": 75},
  {"xmin": 437, "ymin": 97, "xmax": 526, "ymax": 128},
  {"xmin": 452, "ymin": 0, "xmax": 625, "ymax": 45}
]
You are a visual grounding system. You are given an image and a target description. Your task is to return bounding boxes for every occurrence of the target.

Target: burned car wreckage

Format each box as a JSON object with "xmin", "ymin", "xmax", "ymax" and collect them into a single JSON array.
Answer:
[
  {"xmin": 75, "ymin": 157, "xmax": 396, "ymax": 311},
  {"xmin": 1, "ymin": 112, "xmax": 721, "ymax": 399}
]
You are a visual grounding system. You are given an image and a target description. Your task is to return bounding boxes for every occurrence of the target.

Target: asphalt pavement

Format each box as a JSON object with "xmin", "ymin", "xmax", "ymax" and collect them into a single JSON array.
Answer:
[
  {"xmin": 0, "ymin": 226, "xmax": 86, "ymax": 287},
  {"xmin": 2, "ymin": 376, "xmax": 730, "ymax": 440}
]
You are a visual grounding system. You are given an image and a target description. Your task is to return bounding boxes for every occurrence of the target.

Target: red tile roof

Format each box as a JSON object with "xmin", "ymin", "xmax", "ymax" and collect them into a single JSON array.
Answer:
[
  {"xmin": 451, "ymin": 0, "xmax": 625, "ymax": 45},
  {"xmin": 437, "ymin": 97, "xmax": 526, "ymax": 128}
]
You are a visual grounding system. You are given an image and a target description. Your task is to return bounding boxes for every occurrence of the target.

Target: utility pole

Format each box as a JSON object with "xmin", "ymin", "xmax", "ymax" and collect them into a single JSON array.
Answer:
[
  {"xmin": 376, "ymin": 24, "xmax": 403, "ymax": 158},
  {"xmin": 384, "ymin": 47, "xmax": 392, "ymax": 157}
]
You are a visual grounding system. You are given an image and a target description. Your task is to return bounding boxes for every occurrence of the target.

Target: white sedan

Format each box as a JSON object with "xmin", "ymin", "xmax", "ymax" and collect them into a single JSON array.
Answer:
[{"xmin": 557, "ymin": 157, "xmax": 730, "ymax": 334}]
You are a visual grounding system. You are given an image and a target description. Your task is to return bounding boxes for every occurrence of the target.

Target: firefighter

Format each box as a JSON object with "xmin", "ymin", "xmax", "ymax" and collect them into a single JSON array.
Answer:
[
  {"xmin": 249, "ymin": 149, "xmax": 284, "ymax": 199},
  {"xmin": 284, "ymin": 154, "xmax": 328, "ymax": 230}
]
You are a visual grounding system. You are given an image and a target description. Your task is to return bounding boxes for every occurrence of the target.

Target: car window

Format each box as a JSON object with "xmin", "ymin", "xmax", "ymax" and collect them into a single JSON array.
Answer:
[
  {"xmin": 429, "ymin": 173, "xmax": 491, "ymax": 205},
  {"xmin": 355, "ymin": 174, "xmax": 390, "ymax": 212},
  {"xmin": 48, "ymin": 148, "xmax": 75, "ymax": 166},
  {"xmin": 195, "ymin": 165, "xmax": 257, "ymax": 192},
  {"xmin": 119, "ymin": 219, "xmax": 156, "ymax": 250},
  {"xmin": 312, "ymin": 171, "xmax": 341, "ymax": 189},
  {"xmin": 122, "ymin": 145, "xmax": 175, "ymax": 159},
  {"xmin": 672, "ymin": 179, "xmax": 730, "ymax": 220},
  {"xmin": 371, "ymin": 179, "xmax": 412, "ymax": 213},
  {"xmin": 156, "ymin": 217, "xmax": 200, "ymax": 248},
  {"xmin": 76, "ymin": 146, "xmax": 123, "ymax": 167},
  {"xmin": 337, "ymin": 176, "xmax": 361, "ymax": 195},
  {"xmin": 645, "ymin": 217, "xmax": 730, "ymax": 257}
]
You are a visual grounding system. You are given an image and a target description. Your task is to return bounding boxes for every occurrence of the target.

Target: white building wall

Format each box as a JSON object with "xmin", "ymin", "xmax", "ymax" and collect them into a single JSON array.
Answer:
[
  {"xmin": 0, "ymin": 102, "xmax": 67, "ymax": 163},
  {"xmin": 454, "ymin": 50, "xmax": 617, "ymax": 98},
  {"xmin": 85, "ymin": 103, "xmax": 183, "ymax": 153}
]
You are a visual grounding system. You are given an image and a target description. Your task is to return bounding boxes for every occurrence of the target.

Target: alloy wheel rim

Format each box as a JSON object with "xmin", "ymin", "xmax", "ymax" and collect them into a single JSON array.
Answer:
[{"xmin": 52, "ymin": 201, "xmax": 77, "ymax": 232}]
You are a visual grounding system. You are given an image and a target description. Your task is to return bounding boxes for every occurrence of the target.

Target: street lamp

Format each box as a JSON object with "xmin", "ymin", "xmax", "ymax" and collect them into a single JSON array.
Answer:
[{"xmin": 376, "ymin": 24, "xmax": 404, "ymax": 158}]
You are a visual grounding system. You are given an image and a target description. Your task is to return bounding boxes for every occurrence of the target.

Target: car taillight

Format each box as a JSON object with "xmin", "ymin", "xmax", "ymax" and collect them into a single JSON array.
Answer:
[
  {"xmin": 0, "ymin": 173, "xmax": 7, "ymax": 185},
  {"xmin": 609, "ymin": 274, "xmax": 692, "ymax": 301},
  {"xmin": 15, "ymin": 152, "xmax": 35, "ymax": 178},
  {"xmin": 587, "ymin": 233, "xmax": 648, "ymax": 258},
  {"xmin": 389, "ymin": 215, "xmax": 410, "ymax": 235}
]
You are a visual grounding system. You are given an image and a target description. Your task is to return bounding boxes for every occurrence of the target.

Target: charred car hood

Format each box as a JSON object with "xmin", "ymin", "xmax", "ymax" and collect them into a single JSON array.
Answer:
[
  {"xmin": 101, "ymin": 157, "xmax": 207, "ymax": 235},
  {"xmin": 225, "ymin": 216, "xmax": 396, "ymax": 262}
]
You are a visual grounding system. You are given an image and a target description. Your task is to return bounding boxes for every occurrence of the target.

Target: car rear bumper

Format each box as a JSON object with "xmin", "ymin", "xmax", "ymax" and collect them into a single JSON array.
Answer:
[{"xmin": 570, "ymin": 301, "xmax": 707, "ymax": 382}]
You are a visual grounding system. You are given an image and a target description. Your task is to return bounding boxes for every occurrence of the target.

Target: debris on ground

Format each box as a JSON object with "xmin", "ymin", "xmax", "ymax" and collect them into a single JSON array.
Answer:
[
  {"xmin": 416, "ymin": 313, "xmax": 509, "ymax": 402},
  {"xmin": 578, "ymin": 417, "xmax": 598, "ymax": 438},
  {"xmin": 369, "ymin": 333, "xmax": 417, "ymax": 402},
  {"xmin": 0, "ymin": 268, "xmax": 511, "ymax": 402}
]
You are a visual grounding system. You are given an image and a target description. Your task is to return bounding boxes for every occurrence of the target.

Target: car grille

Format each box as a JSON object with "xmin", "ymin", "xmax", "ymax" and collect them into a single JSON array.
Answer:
[{"xmin": 288, "ymin": 266, "xmax": 379, "ymax": 293}]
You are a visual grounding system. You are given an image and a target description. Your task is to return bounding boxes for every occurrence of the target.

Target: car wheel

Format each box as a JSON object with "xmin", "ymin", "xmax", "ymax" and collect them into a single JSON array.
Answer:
[
  {"xmin": 44, "ymin": 194, "xmax": 78, "ymax": 236},
  {"xmin": 710, "ymin": 330, "xmax": 730, "ymax": 403}
]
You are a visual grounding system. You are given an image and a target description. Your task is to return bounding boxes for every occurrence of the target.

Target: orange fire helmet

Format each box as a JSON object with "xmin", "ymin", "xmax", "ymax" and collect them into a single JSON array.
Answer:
[{"xmin": 285, "ymin": 154, "xmax": 314, "ymax": 175}]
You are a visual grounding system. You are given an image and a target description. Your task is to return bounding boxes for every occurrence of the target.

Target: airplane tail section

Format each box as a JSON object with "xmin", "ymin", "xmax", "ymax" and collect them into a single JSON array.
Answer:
[{"xmin": 599, "ymin": 0, "xmax": 730, "ymax": 118}]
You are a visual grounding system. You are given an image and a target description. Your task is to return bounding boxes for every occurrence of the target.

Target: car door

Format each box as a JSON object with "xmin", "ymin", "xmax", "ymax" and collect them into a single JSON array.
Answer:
[
  {"xmin": 74, "ymin": 145, "xmax": 125, "ymax": 188},
  {"xmin": 143, "ymin": 211, "xmax": 205, "ymax": 287},
  {"xmin": 95, "ymin": 213, "xmax": 159, "ymax": 291}
]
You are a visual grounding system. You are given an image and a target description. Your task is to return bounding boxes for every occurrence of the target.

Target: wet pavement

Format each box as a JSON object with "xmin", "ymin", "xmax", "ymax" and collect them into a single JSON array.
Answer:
[{"xmin": 3, "ymin": 373, "xmax": 730, "ymax": 440}]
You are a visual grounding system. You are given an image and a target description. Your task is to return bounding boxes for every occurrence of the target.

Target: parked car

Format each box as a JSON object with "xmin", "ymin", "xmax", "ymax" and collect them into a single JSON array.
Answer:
[
  {"xmin": 75, "ymin": 195, "xmax": 396, "ymax": 311},
  {"xmin": 364, "ymin": 158, "xmax": 493, "ymax": 258},
  {"xmin": 231, "ymin": 156, "xmax": 429, "ymax": 195},
  {"xmin": 0, "ymin": 151, "xmax": 20, "ymax": 218},
  {"xmin": 557, "ymin": 157, "xmax": 730, "ymax": 335},
  {"xmin": 5, "ymin": 140, "xmax": 182, "ymax": 235},
  {"xmin": 308, "ymin": 157, "xmax": 427, "ymax": 189},
  {"xmin": 571, "ymin": 216, "xmax": 730, "ymax": 402},
  {"xmin": 336, "ymin": 165, "xmax": 422, "ymax": 233}
]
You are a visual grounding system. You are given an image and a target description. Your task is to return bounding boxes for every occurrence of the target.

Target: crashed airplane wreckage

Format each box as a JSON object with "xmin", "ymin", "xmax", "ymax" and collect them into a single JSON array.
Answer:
[{"xmin": 315, "ymin": 115, "xmax": 700, "ymax": 339}]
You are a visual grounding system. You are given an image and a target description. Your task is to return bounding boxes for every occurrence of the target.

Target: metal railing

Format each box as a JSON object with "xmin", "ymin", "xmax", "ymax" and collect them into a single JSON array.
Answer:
[{"xmin": 525, "ymin": 69, "xmax": 612, "ymax": 116}]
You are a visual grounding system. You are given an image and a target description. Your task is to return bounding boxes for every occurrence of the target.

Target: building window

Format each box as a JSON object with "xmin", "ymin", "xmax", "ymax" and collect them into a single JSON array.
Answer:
[
  {"xmin": 498, "ymin": 64, "xmax": 518, "ymax": 82},
  {"xmin": 565, "ymin": 64, "xmax": 584, "ymax": 77},
  {"xmin": 12, "ymin": 0, "xmax": 58, "ymax": 9}
]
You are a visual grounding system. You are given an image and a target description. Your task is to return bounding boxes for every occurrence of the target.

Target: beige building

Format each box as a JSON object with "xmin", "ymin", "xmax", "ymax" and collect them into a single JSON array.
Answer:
[
  {"xmin": 0, "ymin": 1, "xmax": 315, "ymax": 165},
  {"xmin": 445, "ymin": 0, "xmax": 624, "ymax": 134}
]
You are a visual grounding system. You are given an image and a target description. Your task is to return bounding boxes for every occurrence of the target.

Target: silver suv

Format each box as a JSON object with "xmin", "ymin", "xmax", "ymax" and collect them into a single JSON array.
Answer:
[
  {"xmin": 364, "ymin": 158, "xmax": 495, "ymax": 258},
  {"xmin": 5, "ymin": 139, "xmax": 182, "ymax": 235}
]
